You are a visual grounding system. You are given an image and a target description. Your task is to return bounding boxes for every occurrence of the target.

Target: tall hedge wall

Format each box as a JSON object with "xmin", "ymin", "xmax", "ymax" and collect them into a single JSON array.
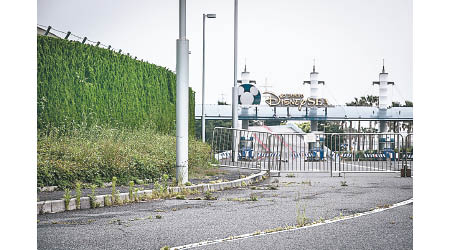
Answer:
[{"xmin": 37, "ymin": 36, "xmax": 195, "ymax": 135}]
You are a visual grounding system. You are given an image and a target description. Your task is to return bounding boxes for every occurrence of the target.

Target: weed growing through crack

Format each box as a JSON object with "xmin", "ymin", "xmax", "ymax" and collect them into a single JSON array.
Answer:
[
  {"xmin": 252, "ymin": 230, "xmax": 261, "ymax": 236},
  {"xmin": 155, "ymin": 215, "xmax": 162, "ymax": 219},
  {"xmin": 63, "ymin": 188, "xmax": 72, "ymax": 210},
  {"xmin": 185, "ymin": 181, "xmax": 192, "ymax": 186},
  {"xmin": 376, "ymin": 204, "xmax": 391, "ymax": 209},
  {"xmin": 104, "ymin": 195, "xmax": 112, "ymax": 206},
  {"xmin": 286, "ymin": 173, "xmax": 295, "ymax": 178},
  {"xmin": 111, "ymin": 177, "xmax": 119, "ymax": 205},
  {"xmin": 249, "ymin": 193, "xmax": 258, "ymax": 201},
  {"xmin": 162, "ymin": 174, "xmax": 169, "ymax": 193},
  {"xmin": 176, "ymin": 194, "xmax": 186, "ymax": 200},
  {"xmin": 153, "ymin": 181, "xmax": 162, "ymax": 198},
  {"xmin": 204, "ymin": 191, "xmax": 216, "ymax": 200},
  {"xmin": 301, "ymin": 180, "xmax": 312, "ymax": 186},
  {"xmin": 134, "ymin": 188, "xmax": 140, "ymax": 202},
  {"xmin": 128, "ymin": 181, "xmax": 135, "ymax": 200},
  {"xmin": 75, "ymin": 181, "xmax": 81, "ymax": 209},
  {"xmin": 227, "ymin": 197, "xmax": 246, "ymax": 202},
  {"xmin": 340, "ymin": 181, "xmax": 348, "ymax": 187},
  {"xmin": 296, "ymin": 192, "xmax": 308, "ymax": 227},
  {"xmin": 88, "ymin": 184, "xmax": 99, "ymax": 208}
]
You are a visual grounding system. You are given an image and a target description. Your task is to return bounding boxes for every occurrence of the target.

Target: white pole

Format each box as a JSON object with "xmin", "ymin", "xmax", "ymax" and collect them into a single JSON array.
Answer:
[
  {"xmin": 232, "ymin": 0, "xmax": 239, "ymax": 129},
  {"xmin": 202, "ymin": 14, "xmax": 206, "ymax": 142},
  {"xmin": 232, "ymin": 0, "xmax": 239, "ymax": 162},
  {"xmin": 176, "ymin": 0, "xmax": 189, "ymax": 184}
]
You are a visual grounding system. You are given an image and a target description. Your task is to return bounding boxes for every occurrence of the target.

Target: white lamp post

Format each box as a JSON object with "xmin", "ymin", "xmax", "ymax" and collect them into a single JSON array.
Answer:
[
  {"xmin": 232, "ymin": 0, "xmax": 239, "ymax": 162},
  {"xmin": 176, "ymin": 0, "xmax": 189, "ymax": 184},
  {"xmin": 201, "ymin": 13, "xmax": 216, "ymax": 143}
]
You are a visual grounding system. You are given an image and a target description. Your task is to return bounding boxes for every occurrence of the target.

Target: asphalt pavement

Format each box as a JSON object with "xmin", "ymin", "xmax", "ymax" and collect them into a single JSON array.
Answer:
[{"xmin": 37, "ymin": 173, "xmax": 412, "ymax": 250}]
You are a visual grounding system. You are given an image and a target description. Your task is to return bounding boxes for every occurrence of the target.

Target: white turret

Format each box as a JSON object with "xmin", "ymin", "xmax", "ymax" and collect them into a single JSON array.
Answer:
[
  {"xmin": 303, "ymin": 61, "xmax": 325, "ymax": 132},
  {"xmin": 373, "ymin": 60, "xmax": 394, "ymax": 110},
  {"xmin": 241, "ymin": 64, "xmax": 250, "ymax": 84},
  {"xmin": 303, "ymin": 61, "xmax": 325, "ymax": 99}
]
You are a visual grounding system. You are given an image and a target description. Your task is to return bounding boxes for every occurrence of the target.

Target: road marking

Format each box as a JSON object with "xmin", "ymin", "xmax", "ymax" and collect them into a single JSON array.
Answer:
[{"xmin": 170, "ymin": 198, "xmax": 413, "ymax": 249}]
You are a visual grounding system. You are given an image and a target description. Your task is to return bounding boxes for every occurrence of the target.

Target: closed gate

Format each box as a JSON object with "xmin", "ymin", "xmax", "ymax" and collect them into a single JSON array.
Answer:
[{"xmin": 211, "ymin": 127, "xmax": 413, "ymax": 176}]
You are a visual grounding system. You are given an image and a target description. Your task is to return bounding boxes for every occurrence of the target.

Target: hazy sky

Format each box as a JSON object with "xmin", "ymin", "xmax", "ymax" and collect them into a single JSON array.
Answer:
[{"xmin": 37, "ymin": 0, "xmax": 412, "ymax": 105}]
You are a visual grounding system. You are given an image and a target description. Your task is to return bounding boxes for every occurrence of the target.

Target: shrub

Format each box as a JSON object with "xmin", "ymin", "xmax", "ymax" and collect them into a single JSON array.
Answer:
[{"xmin": 37, "ymin": 127, "xmax": 212, "ymax": 188}]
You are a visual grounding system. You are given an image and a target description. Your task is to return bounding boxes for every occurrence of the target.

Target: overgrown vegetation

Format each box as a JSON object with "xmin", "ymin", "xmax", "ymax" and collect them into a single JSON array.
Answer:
[
  {"xmin": 37, "ymin": 36, "xmax": 195, "ymax": 134},
  {"xmin": 37, "ymin": 127, "xmax": 212, "ymax": 188},
  {"xmin": 37, "ymin": 36, "xmax": 212, "ymax": 189}
]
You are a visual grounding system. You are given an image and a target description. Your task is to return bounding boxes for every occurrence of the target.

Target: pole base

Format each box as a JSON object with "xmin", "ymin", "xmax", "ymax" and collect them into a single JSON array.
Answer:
[
  {"xmin": 176, "ymin": 166, "xmax": 189, "ymax": 184},
  {"xmin": 401, "ymin": 168, "xmax": 411, "ymax": 177}
]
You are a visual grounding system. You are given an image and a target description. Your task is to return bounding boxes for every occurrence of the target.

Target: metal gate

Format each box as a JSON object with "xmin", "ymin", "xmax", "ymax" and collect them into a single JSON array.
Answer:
[{"xmin": 211, "ymin": 127, "xmax": 413, "ymax": 176}]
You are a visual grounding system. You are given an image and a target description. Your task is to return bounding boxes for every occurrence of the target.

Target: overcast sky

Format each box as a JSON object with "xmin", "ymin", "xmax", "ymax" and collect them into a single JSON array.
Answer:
[{"xmin": 37, "ymin": 0, "xmax": 412, "ymax": 105}]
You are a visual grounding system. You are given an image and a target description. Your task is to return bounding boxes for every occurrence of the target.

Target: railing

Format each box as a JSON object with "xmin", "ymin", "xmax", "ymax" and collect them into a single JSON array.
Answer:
[
  {"xmin": 328, "ymin": 133, "xmax": 413, "ymax": 176},
  {"xmin": 38, "ymin": 24, "xmax": 148, "ymax": 63},
  {"xmin": 211, "ymin": 127, "xmax": 413, "ymax": 176}
]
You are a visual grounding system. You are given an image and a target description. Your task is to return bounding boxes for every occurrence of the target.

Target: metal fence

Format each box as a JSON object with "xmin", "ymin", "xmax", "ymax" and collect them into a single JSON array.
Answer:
[{"xmin": 211, "ymin": 127, "xmax": 413, "ymax": 176}]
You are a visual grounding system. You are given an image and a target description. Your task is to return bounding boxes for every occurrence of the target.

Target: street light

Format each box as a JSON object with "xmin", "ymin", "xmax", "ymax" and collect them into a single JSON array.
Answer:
[
  {"xmin": 201, "ymin": 13, "xmax": 216, "ymax": 143},
  {"xmin": 176, "ymin": 0, "xmax": 189, "ymax": 184}
]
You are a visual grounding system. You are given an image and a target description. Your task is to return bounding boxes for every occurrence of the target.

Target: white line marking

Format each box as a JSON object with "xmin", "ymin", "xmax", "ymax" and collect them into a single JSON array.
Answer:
[{"xmin": 170, "ymin": 198, "xmax": 413, "ymax": 249}]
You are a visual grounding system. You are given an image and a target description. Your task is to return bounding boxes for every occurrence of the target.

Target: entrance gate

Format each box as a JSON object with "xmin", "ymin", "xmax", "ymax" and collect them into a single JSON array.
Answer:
[{"xmin": 211, "ymin": 127, "xmax": 413, "ymax": 176}]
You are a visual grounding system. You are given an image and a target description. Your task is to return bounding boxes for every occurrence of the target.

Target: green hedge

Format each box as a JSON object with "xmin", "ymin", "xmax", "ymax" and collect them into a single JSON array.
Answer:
[{"xmin": 37, "ymin": 36, "xmax": 195, "ymax": 134}]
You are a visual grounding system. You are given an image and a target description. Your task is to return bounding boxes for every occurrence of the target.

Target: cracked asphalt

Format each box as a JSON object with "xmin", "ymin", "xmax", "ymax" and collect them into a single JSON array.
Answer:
[{"xmin": 37, "ymin": 173, "xmax": 412, "ymax": 250}]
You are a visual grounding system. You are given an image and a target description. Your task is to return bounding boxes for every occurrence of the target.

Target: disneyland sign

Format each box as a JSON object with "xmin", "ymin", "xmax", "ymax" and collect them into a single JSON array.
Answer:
[{"xmin": 263, "ymin": 92, "xmax": 332, "ymax": 111}]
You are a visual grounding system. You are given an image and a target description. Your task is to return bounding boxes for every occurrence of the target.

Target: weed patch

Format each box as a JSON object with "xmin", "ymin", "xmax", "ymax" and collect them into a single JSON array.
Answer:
[
  {"xmin": 175, "ymin": 194, "xmax": 186, "ymax": 200},
  {"xmin": 296, "ymin": 192, "xmax": 309, "ymax": 227},
  {"xmin": 88, "ymin": 185, "xmax": 100, "ymax": 208},
  {"xmin": 204, "ymin": 191, "xmax": 217, "ymax": 200},
  {"xmin": 37, "ymin": 127, "xmax": 213, "ymax": 189},
  {"xmin": 301, "ymin": 180, "xmax": 312, "ymax": 186},
  {"xmin": 63, "ymin": 189, "xmax": 71, "ymax": 210},
  {"xmin": 75, "ymin": 181, "xmax": 81, "ymax": 209},
  {"xmin": 249, "ymin": 193, "xmax": 258, "ymax": 201}
]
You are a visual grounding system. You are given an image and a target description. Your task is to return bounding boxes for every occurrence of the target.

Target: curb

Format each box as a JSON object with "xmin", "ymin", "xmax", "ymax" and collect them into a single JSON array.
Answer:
[{"xmin": 37, "ymin": 171, "xmax": 268, "ymax": 214}]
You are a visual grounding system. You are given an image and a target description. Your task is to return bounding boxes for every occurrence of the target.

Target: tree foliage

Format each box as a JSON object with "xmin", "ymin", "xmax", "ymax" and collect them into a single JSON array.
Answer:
[{"xmin": 346, "ymin": 95, "xmax": 379, "ymax": 106}]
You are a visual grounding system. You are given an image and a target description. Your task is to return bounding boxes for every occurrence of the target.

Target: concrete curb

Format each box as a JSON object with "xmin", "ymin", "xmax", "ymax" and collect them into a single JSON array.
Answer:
[{"xmin": 37, "ymin": 171, "xmax": 268, "ymax": 214}]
